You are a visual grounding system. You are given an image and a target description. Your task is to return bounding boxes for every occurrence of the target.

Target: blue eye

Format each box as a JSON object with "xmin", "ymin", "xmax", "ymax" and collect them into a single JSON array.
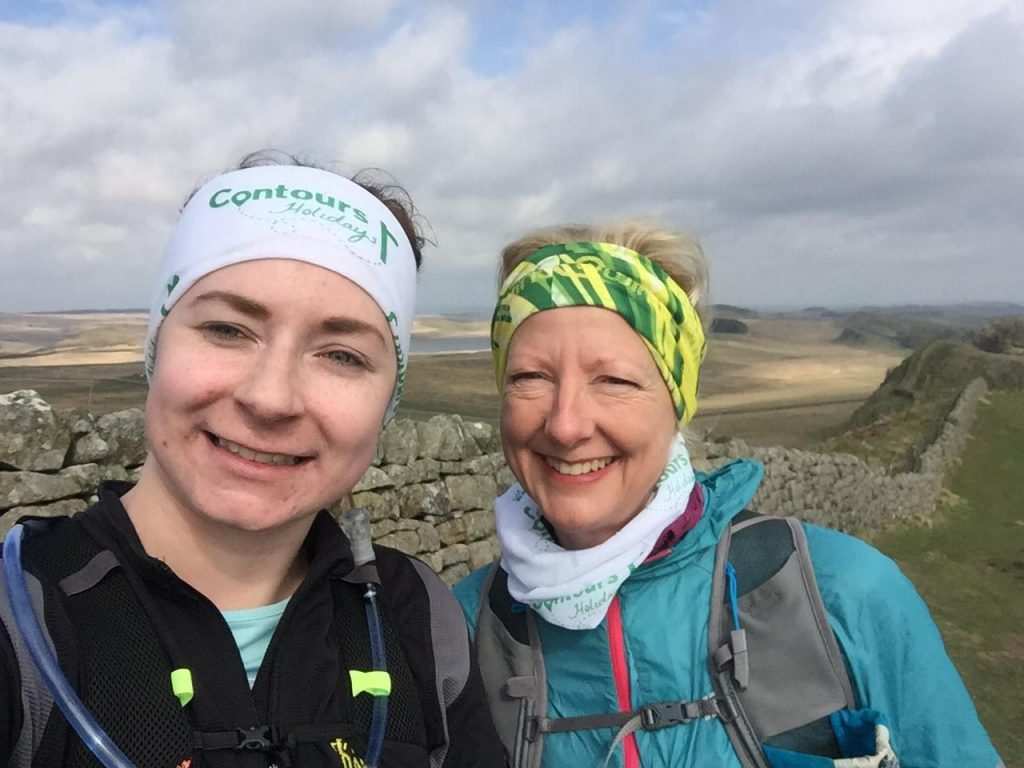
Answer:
[
  {"xmin": 201, "ymin": 323, "xmax": 246, "ymax": 341},
  {"xmin": 322, "ymin": 349, "xmax": 368, "ymax": 369}
]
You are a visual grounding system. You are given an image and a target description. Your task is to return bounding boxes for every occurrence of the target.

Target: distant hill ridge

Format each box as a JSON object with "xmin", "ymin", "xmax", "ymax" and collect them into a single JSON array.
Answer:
[
  {"xmin": 25, "ymin": 308, "xmax": 148, "ymax": 315},
  {"xmin": 712, "ymin": 303, "xmax": 758, "ymax": 318}
]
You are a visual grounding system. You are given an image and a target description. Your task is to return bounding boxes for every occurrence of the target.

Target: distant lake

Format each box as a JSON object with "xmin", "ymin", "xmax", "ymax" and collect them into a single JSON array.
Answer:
[{"xmin": 410, "ymin": 334, "xmax": 491, "ymax": 355}]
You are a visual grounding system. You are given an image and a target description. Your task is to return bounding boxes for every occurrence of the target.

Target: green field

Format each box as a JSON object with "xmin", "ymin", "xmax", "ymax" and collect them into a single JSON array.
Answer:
[{"xmin": 871, "ymin": 390, "xmax": 1024, "ymax": 765}]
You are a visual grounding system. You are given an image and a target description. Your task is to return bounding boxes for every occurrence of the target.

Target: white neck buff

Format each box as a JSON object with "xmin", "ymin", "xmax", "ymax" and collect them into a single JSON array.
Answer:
[
  {"xmin": 144, "ymin": 165, "xmax": 417, "ymax": 419},
  {"xmin": 496, "ymin": 435, "xmax": 696, "ymax": 630}
]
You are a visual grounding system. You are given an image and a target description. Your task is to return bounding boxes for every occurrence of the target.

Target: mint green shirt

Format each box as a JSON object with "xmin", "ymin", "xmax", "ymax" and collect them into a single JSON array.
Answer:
[{"xmin": 222, "ymin": 597, "xmax": 290, "ymax": 687}]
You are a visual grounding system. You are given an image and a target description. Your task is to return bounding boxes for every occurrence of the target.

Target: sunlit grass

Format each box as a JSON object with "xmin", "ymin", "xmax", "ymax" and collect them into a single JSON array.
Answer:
[{"xmin": 872, "ymin": 390, "xmax": 1024, "ymax": 765}]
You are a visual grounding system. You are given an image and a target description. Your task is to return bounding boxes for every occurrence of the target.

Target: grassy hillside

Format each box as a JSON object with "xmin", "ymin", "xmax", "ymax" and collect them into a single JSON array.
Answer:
[
  {"xmin": 871, "ymin": 390, "xmax": 1024, "ymax": 765},
  {"xmin": 847, "ymin": 340, "xmax": 1024, "ymax": 430}
]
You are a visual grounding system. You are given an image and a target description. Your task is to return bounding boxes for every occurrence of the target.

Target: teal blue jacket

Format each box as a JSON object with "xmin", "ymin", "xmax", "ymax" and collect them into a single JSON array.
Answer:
[{"xmin": 454, "ymin": 460, "xmax": 1002, "ymax": 768}]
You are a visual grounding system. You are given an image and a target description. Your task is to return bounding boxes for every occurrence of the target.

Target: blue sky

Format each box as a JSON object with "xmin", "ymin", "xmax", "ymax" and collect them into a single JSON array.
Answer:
[{"xmin": 1, "ymin": 0, "xmax": 1022, "ymax": 312}]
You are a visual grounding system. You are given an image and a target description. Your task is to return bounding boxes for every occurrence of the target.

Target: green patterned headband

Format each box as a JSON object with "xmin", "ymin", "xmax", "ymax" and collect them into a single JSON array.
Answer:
[{"xmin": 491, "ymin": 241, "xmax": 707, "ymax": 425}]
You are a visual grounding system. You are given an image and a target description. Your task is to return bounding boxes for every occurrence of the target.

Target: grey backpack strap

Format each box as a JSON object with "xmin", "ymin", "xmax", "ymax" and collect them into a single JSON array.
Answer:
[
  {"xmin": 475, "ymin": 564, "xmax": 546, "ymax": 768},
  {"xmin": 408, "ymin": 559, "xmax": 474, "ymax": 768},
  {"xmin": 709, "ymin": 514, "xmax": 857, "ymax": 767},
  {"xmin": 0, "ymin": 565, "xmax": 56, "ymax": 768}
]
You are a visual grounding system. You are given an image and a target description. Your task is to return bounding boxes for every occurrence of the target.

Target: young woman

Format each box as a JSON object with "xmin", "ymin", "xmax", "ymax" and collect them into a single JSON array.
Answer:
[{"xmin": 1, "ymin": 153, "xmax": 502, "ymax": 768}]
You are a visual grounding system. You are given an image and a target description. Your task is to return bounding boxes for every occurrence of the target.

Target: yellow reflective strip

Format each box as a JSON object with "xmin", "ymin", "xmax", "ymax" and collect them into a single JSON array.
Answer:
[
  {"xmin": 170, "ymin": 668, "xmax": 194, "ymax": 708},
  {"xmin": 349, "ymin": 669, "xmax": 393, "ymax": 697}
]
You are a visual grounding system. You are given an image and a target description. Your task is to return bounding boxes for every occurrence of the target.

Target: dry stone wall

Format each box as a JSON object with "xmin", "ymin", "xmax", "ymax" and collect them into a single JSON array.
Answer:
[
  {"xmin": 0, "ymin": 379, "xmax": 989, "ymax": 584},
  {"xmin": 699, "ymin": 378, "xmax": 990, "ymax": 532}
]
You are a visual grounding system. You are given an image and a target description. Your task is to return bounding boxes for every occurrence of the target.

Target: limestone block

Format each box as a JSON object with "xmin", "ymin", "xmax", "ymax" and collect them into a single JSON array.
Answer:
[
  {"xmin": 0, "ymin": 463, "xmax": 101, "ymax": 511},
  {"xmin": 406, "ymin": 458, "xmax": 441, "ymax": 484},
  {"xmin": 67, "ymin": 411, "xmax": 95, "ymax": 437},
  {"xmin": 69, "ymin": 408, "xmax": 146, "ymax": 466},
  {"xmin": 351, "ymin": 489, "xmax": 399, "ymax": 522},
  {"xmin": 380, "ymin": 419, "xmax": 417, "ymax": 466},
  {"xmin": 0, "ymin": 390, "xmax": 71, "ymax": 471},
  {"xmin": 463, "ymin": 509, "xmax": 496, "ymax": 542},
  {"xmin": 376, "ymin": 530, "xmax": 419, "ymax": 555},
  {"xmin": 464, "ymin": 420, "xmax": 499, "ymax": 453},
  {"xmin": 381, "ymin": 464, "xmax": 413, "ymax": 488},
  {"xmin": 414, "ymin": 519, "xmax": 441, "ymax": 553},
  {"xmin": 353, "ymin": 466, "xmax": 394, "ymax": 493},
  {"xmin": 441, "ymin": 544, "xmax": 470, "ymax": 567},
  {"xmin": 437, "ymin": 518, "xmax": 466, "ymax": 547},
  {"xmin": 420, "ymin": 551, "xmax": 445, "ymax": 574},
  {"xmin": 496, "ymin": 465, "xmax": 517, "ymax": 493},
  {"xmin": 1, "ymin": 498, "xmax": 89, "ymax": 538},
  {"xmin": 464, "ymin": 455, "xmax": 498, "ymax": 475},
  {"xmin": 426, "ymin": 415, "xmax": 464, "ymax": 461},
  {"xmin": 398, "ymin": 481, "xmax": 449, "ymax": 520},
  {"xmin": 445, "ymin": 475, "xmax": 497, "ymax": 512},
  {"xmin": 414, "ymin": 419, "xmax": 444, "ymax": 460},
  {"xmin": 70, "ymin": 432, "xmax": 109, "ymax": 465},
  {"xmin": 460, "ymin": 430, "xmax": 482, "ymax": 460},
  {"xmin": 468, "ymin": 538, "xmax": 500, "ymax": 570}
]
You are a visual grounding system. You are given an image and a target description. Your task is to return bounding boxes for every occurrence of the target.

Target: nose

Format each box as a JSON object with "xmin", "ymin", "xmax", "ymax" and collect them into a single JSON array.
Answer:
[
  {"xmin": 544, "ymin": 380, "xmax": 595, "ymax": 447},
  {"xmin": 233, "ymin": 346, "xmax": 304, "ymax": 423}
]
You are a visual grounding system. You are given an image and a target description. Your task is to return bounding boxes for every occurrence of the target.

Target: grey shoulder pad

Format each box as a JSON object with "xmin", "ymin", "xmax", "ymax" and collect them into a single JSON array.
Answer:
[
  {"xmin": 0, "ymin": 566, "xmax": 56, "ymax": 768},
  {"xmin": 408, "ymin": 559, "xmax": 471, "ymax": 768}
]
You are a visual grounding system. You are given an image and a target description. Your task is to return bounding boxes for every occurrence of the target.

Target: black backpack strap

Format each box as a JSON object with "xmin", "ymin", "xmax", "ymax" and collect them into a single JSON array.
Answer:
[
  {"xmin": 709, "ymin": 513, "xmax": 857, "ymax": 766},
  {"xmin": 475, "ymin": 563, "xmax": 546, "ymax": 768},
  {"xmin": 7, "ymin": 515, "xmax": 195, "ymax": 768}
]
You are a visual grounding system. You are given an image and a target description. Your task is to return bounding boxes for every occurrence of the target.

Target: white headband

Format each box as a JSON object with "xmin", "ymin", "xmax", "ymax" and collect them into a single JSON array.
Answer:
[{"xmin": 145, "ymin": 165, "xmax": 417, "ymax": 420}]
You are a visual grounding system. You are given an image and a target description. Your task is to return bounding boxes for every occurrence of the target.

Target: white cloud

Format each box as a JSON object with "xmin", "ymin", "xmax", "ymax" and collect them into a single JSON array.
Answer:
[{"xmin": 1, "ymin": 0, "xmax": 1022, "ymax": 314}]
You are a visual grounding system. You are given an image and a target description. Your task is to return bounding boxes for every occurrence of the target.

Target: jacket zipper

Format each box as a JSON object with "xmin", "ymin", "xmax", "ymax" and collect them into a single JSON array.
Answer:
[{"xmin": 607, "ymin": 595, "xmax": 641, "ymax": 768}]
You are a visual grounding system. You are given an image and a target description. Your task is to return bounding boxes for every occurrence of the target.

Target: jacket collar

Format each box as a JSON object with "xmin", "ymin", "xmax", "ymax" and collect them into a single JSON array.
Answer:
[
  {"xmin": 630, "ymin": 459, "xmax": 764, "ymax": 579},
  {"xmin": 77, "ymin": 482, "xmax": 357, "ymax": 592}
]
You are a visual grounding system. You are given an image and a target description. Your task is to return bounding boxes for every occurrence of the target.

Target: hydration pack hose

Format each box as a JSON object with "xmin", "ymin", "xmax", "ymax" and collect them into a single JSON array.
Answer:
[
  {"xmin": 363, "ymin": 583, "xmax": 388, "ymax": 768},
  {"xmin": 3, "ymin": 523, "xmax": 137, "ymax": 768},
  {"xmin": 343, "ymin": 506, "xmax": 390, "ymax": 768}
]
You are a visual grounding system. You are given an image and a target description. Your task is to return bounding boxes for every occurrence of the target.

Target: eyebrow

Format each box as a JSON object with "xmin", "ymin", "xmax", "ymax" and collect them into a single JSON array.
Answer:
[
  {"xmin": 190, "ymin": 290, "xmax": 270, "ymax": 320},
  {"xmin": 320, "ymin": 316, "xmax": 389, "ymax": 349},
  {"xmin": 190, "ymin": 290, "xmax": 389, "ymax": 348}
]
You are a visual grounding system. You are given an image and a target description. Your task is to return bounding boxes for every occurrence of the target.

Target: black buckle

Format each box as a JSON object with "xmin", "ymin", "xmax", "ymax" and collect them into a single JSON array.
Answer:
[
  {"xmin": 640, "ymin": 699, "xmax": 722, "ymax": 731},
  {"xmin": 235, "ymin": 725, "xmax": 275, "ymax": 751},
  {"xmin": 640, "ymin": 702, "xmax": 691, "ymax": 730}
]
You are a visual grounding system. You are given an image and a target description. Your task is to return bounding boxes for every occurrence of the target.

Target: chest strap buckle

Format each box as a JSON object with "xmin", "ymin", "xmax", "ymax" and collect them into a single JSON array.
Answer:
[
  {"xmin": 639, "ymin": 697, "xmax": 722, "ymax": 731},
  {"xmin": 236, "ymin": 725, "xmax": 276, "ymax": 751}
]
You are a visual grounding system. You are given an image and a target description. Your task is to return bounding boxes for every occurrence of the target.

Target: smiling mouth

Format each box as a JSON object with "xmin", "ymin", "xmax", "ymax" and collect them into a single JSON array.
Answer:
[
  {"xmin": 543, "ymin": 455, "xmax": 617, "ymax": 476},
  {"xmin": 206, "ymin": 432, "xmax": 310, "ymax": 467}
]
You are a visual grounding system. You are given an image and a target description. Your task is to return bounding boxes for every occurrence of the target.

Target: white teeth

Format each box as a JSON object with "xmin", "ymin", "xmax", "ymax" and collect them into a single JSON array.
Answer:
[
  {"xmin": 215, "ymin": 436, "xmax": 301, "ymax": 466},
  {"xmin": 544, "ymin": 456, "xmax": 614, "ymax": 476}
]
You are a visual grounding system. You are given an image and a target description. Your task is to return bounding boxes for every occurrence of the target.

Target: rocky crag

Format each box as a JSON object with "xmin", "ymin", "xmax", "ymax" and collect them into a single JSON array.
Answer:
[{"xmin": 1, "ymin": 378, "xmax": 988, "ymax": 583}]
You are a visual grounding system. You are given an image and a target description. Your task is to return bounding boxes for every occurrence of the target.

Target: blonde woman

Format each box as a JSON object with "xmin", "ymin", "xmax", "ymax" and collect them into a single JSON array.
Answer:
[{"xmin": 455, "ymin": 223, "xmax": 1000, "ymax": 768}]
